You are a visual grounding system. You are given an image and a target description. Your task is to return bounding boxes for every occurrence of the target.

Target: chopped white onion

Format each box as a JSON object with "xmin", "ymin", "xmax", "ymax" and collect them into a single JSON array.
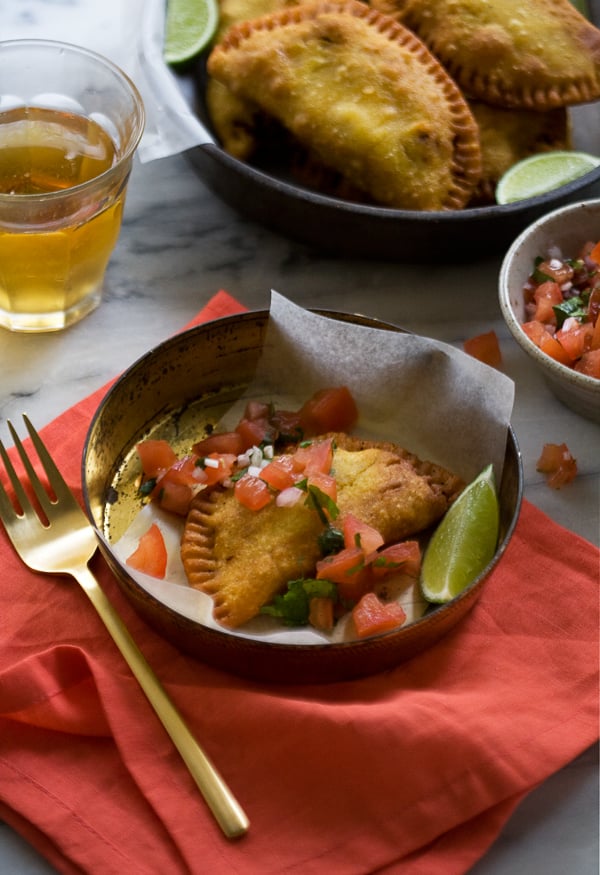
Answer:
[
  {"xmin": 276, "ymin": 486, "xmax": 303, "ymax": 507},
  {"xmin": 203, "ymin": 457, "xmax": 220, "ymax": 468}
]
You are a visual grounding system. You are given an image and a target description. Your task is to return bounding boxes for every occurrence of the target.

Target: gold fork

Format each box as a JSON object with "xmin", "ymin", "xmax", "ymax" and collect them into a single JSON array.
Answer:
[{"xmin": 0, "ymin": 414, "xmax": 249, "ymax": 840}]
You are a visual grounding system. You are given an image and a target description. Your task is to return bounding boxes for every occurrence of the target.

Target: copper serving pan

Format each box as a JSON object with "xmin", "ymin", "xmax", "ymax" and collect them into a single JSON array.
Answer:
[{"xmin": 82, "ymin": 310, "xmax": 523, "ymax": 683}]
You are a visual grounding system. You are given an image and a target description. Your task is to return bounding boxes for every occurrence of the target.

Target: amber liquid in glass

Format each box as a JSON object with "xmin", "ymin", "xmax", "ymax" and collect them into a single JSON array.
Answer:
[{"xmin": 0, "ymin": 106, "xmax": 123, "ymax": 329}]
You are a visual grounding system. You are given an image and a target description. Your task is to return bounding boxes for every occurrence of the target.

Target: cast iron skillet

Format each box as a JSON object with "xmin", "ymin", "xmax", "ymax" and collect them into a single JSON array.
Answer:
[{"xmin": 183, "ymin": 0, "xmax": 600, "ymax": 264}]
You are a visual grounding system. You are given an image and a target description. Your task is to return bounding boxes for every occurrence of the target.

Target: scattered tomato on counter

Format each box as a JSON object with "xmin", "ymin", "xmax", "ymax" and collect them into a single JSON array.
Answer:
[
  {"xmin": 463, "ymin": 330, "xmax": 502, "ymax": 367},
  {"xmin": 536, "ymin": 443, "xmax": 578, "ymax": 489},
  {"xmin": 520, "ymin": 240, "xmax": 600, "ymax": 378}
]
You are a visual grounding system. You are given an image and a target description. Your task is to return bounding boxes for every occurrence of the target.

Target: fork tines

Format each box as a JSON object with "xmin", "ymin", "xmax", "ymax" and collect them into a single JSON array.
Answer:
[{"xmin": 0, "ymin": 415, "xmax": 58, "ymax": 523}]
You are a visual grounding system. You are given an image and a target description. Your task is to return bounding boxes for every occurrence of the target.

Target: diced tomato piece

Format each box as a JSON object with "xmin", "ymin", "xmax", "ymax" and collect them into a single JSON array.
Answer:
[
  {"xmin": 589, "ymin": 240, "xmax": 600, "ymax": 265},
  {"xmin": 234, "ymin": 474, "xmax": 272, "ymax": 510},
  {"xmin": 243, "ymin": 400, "xmax": 271, "ymax": 421},
  {"xmin": 536, "ymin": 443, "xmax": 578, "ymax": 489},
  {"xmin": 535, "ymin": 259, "xmax": 573, "ymax": 287},
  {"xmin": 308, "ymin": 597, "xmax": 335, "ymax": 632},
  {"xmin": 463, "ymin": 330, "xmax": 502, "ymax": 368},
  {"xmin": 156, "ymin": 480, "xmax": 195, "ymax": 515},
  {"xmin": 555, "ymin": 319, "xmax": 594, "ymax": 363},
  {"xmin": 342, "ymin": 513, "xmax": 384, "ymax": 554},
  {"xmin": 316, "ymin": 545, "xmax": 364, "ymax": 581},
  {"xmin": 192, "ymin": 431, "xmax": 245, "ymax": 457},
  {"xmin": 521, "ymin": 319, "xmax": 548, "ymax": 345},
  {"xmin": 270, "ymin": 409, "xmax": 303, "ymax": 443},
  {"xmin": 369, "ymin": 540, "xmax": 422, "ymax": 579},
  {"xmin": 538, "ymin": 329, "xmax": 579, "ymax": 366},
  {"xmin": 533, "ymin": 281, "xmax": 563, "ymax": 324},
  {"xmin": 352, "ymin": 592, "xmax": 406, "ymax": 638},
  {"xmin": 536, "ymin": 443, "xmax": 566, "ymax": 472},
  {"xmin": 136, "ymin": 440, "xmax": 178, "ymax": 479},
  {"xmin": 521, "ymin": 320, "xmax": 572, "ymax": 365},
  {"xmin": 151, "ymin": 455, "xmax": 206, "ymax": 514},
  {"xmin": 522, "ymin": 321, "xmax": 573, "ymax": 366},
  {"xmin": 259, "ymin": 455, "xmax": 298, "ymax": 491},
  {"xmin": 316, "ymin": 546, "xmax": 371, "ymax": 601},
  {"xmin": 590, "ymin": 294, "xmax": 600, "ymax": 349},
  {"xmin": 298, "ymin": 387, "xmax": 358, "ymax": 436},
  {"xmin": 126, "ymin": 523, "xmax": 167, "ymax": 579},
  {"xmin": 199, "ymin": 453, "xmax": 237, "ymax": 486},
  {"xmin": 306, "ymin": 470, "xmax": 337, "ymax": 504},
  {"xmin": 157, "ymin": 455, "xmax": 203, "ymax": 488},
  {"xmin": 292, "ymin": 437, "xmax": 334, "ymax": 475},
  {"xmin": 235, "ymin": 417, "xmax": 275, "ymax": 451},
  {"xmin": 575, "ymin": 348, "xmax": 600, "ymax": 378}
]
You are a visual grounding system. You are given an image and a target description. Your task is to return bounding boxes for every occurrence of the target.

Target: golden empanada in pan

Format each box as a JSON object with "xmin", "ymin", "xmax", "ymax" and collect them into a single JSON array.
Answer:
[
  {"xmin": 181, "ymin": 433, "xmax": 464, "ymax": 628},
  {"xmin": 370, "ymin": 0, "xmax": 600, "ymax": 109},
  {"xmin": 468, "ymin": 102, "xmax": 571, "ymax": 205},
  {"xmin": 207, "ymin": 0, "xmax": 482, "ymax": 210},
  {"xmin": 205, "ymin": 0, "xmax": 295, "ymax": 159}
]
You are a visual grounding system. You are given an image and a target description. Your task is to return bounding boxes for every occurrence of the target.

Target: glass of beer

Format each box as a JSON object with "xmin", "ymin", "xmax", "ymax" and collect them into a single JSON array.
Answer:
[{"xmin": 0, "ymin": 40, "xmax": 145, "ymax": 332}]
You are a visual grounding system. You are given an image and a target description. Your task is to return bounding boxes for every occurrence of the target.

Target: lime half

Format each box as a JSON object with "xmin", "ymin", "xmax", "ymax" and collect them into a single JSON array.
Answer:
[
  {"xmin": 164, "ymin": 0, "xmax": 219, "ymax": 66},
  {"xmin": 420, "ymin": 464, "xmax": 500, "ymax": 604},
  {"xmin": 496, "ymin": 151, "xmax": 600, "ymax": 205}
]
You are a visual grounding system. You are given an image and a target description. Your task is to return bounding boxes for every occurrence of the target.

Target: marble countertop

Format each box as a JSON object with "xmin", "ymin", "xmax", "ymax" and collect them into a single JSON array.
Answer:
[
  {"xmin": 1, "ymin": 2, "xmax": 599, "ymax": 871},
  {"xmin": 2, "ymin": 145, "xmax": 599, "ymax": 875}
]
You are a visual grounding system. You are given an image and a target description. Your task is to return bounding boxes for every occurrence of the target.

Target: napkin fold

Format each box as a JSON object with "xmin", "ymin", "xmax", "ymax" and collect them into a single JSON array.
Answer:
[{"xmin": 0, "ymin": 291, "xmax": 598, "ymax": 875}]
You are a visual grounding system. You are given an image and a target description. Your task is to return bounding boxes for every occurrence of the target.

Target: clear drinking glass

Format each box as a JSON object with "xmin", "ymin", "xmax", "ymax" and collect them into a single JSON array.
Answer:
[{"xmin": 0, "ymin": 40, "xmax": 145, "ymax": 332}]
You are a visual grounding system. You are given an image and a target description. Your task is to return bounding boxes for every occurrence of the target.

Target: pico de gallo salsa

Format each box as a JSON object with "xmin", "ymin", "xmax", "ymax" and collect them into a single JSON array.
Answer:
[
  {"xmin": 521, "ymin": 239, "xmax": 600, "ymax": 378},
  {"xmin": 128, "ymin": 386, "xmax": 424, "ymax": 638}
]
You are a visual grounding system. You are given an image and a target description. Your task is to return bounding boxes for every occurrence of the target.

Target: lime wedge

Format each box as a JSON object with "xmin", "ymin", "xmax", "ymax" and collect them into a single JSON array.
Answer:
[
  {"xmin": 420, "ymin": 464, "xmax": 500, "ymax": 604},
  {"xmin": 164, "ymin": 0, "xmax": 219, "ymax": 67},
  {"xmin": 496, "ymin": 151, "xmax": 600, "ymax": 204}
]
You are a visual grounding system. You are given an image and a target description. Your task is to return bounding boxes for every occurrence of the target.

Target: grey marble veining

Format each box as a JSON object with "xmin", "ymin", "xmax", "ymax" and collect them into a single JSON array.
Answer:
[{"xmin": 1, "ymin": 2, "xmax": 599, "ymax": 872}]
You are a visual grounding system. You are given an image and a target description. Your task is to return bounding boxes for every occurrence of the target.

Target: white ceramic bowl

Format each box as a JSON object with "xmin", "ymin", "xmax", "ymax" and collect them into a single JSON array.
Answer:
[{"xmin": 499, "ymin": 198, "xmax": 600, "ymax": 424}]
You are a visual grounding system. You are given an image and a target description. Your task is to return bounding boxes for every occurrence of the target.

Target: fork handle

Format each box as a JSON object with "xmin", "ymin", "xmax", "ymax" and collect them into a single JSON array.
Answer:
[{"xmin": 74, "ymin": 564, "xmax": 249, "ymax": 839}]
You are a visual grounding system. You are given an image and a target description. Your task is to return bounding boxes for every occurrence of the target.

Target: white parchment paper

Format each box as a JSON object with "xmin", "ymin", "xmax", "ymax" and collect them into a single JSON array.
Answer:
[{"xmin": 112, "ymin": 292, "xmax": 515, "ymax": 645}]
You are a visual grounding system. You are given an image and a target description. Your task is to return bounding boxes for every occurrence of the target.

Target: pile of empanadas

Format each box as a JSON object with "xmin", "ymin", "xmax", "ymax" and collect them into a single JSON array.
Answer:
[{"xmin": 203, "ymin": 0, "xmax": 600, "ymax": 209}]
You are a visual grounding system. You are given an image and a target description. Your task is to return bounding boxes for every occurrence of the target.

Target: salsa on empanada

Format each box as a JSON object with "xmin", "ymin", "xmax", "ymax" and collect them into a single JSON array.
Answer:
[
  {"xmin": 181, "ymin": 433, "xmax": 464, "ymax": 628},
  {"xmin": 370, "ymin": 0, "xmax": 600, "ymax": 109},
  {"xmin": 207, "ymin": 0, "xmax": 482, "ymax": 210}
]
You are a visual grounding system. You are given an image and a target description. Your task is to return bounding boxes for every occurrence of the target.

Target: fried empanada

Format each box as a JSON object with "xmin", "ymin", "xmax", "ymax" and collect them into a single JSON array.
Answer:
[
  {"xmin": 207, "ymin": 0, "xmax": 482, "ymax": 210},
  {"xmin": 468, "ymin": 101, "xmax": 571, "ymax": 205},
  {"xmin": 181, "ymin": 434, "xmax": 464, "ymax": 628},
  {"xmin": 205, "ymin": 0, "xmax": 295, "ymax": 159},
  {"xmin": 370, "ymin": 0, "xmax": 600, "ymax": 109}
]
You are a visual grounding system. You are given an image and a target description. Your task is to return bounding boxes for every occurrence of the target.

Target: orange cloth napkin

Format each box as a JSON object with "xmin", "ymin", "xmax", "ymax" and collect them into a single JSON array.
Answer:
[{"xmin": 1, "ymin": 291, "xmax": 598, "ymax": 875}]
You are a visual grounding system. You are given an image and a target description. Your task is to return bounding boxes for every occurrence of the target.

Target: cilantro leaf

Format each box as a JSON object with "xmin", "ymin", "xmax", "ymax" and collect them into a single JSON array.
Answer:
[
  {"xmin": 318, "ymin": 526, "xmax": 344, "ymax": 556},
  {"xmin": 305, "ymin": 484, "xmax": 340, "ymax": 523},
  {"xmin": 260, "ymin": 579, "xmax": 338, "ymax": 626},
  {"xmin": 553, "ymin": 296, "xmax": 587, "ymax": 328}
]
